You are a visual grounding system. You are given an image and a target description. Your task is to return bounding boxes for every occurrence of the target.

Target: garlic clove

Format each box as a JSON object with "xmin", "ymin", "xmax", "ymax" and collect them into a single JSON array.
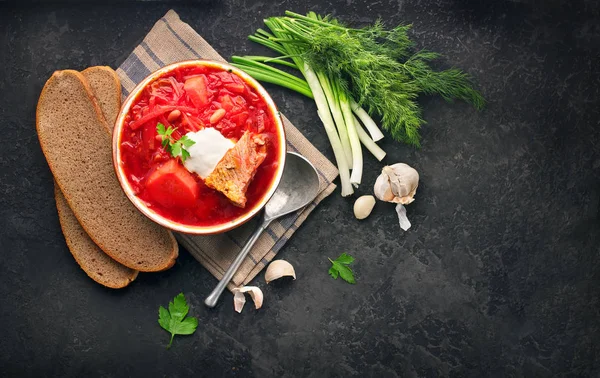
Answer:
[
  {"xmin": 265, "ymin": 260, "xmax": 296, "ymax": 284},
  {"xmin": 374, "ymin": 171, "xmax": 395, "ymax": 202},
  {"xmin": 239, "ymin": 286, "xmax": 264, "ymax": 309},
  {"xmin": 232, "ymin": 286, "xmax": 264, "ymax": 313},
  {"xmin": 353, "ymin": 195, "xmax": 376, "ymax": 219},
  {"xmin": 232, "ymin": 288, "xmax": 246, "ymax": 313},
  {"xmin": 396, "ymin": 204, "xmax": 411, "ymax": 231}
]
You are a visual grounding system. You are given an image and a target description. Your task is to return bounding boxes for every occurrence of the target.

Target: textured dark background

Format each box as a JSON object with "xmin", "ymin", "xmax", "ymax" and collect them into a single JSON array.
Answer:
[{"xmin": 1, "ymin": 0, "xmax": 599, "ymax": 377}]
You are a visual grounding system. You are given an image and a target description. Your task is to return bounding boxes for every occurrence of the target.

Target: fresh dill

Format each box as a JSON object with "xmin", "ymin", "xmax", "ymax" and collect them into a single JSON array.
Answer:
[{"xmin": 233, "ymin": 11, "xmax": 484, "ymax": 147}]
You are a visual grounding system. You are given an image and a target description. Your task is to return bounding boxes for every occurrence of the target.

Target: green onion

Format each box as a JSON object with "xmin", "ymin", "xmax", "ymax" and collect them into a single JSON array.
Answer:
[
  {"xmin": 303, "ymin": 64, "xmax": 353, "ymax": 196},
  {"xmin": 228, "ymin": 11, "xmax": 483, "ymax": 197}
]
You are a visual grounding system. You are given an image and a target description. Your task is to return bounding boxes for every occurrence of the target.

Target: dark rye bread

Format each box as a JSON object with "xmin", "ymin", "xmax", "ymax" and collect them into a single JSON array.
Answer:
[
  {"xmin": 82, "ymin": 66, "xmax": 121, "ymax": 131},
  {"xmin": 37, "ymin": 70, "xmax": 178, "ymax": 272},
  {"xmin": 53, "ymin": 66, "xmax": 137, "ymax": 288},
  {"xmin": 55, "ymin": 184, "xmax": 138, "ymax": 288}
]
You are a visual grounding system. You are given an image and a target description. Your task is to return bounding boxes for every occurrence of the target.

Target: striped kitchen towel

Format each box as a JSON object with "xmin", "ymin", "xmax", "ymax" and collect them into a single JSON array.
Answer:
[{"xmin": 116, "ymin": 10, "xmax": 338, "ymax": 290}]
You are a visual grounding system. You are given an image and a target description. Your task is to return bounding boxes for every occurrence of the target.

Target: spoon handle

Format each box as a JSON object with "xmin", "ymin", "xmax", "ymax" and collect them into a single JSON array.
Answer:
[{"xmin": 204, "ymin": 219, "xmax": 270, "ymax": 308}]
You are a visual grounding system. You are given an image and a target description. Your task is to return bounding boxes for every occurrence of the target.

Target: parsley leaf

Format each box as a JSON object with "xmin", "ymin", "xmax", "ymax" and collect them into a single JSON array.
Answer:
[
  {"xmin": 156, "ymin": 123, "xmax": 195, "ymax": 162},
  {"xmin": 328, "ymin": 253, "xmax": 356, "ymax": 284},
  {"xmin": 170, "ymin": 142, "xmax": 182, "ymax": 158},
  {"xmin": 179, "ymin": 135, "xmax": 195, "ymax": 148},
  {"xmin": 181, "ymin": 148, "xmax": 191, "ymax": 162},
  {"xmin": 158, "ymin": 293, "xmax": 198, "ymax": 349}
]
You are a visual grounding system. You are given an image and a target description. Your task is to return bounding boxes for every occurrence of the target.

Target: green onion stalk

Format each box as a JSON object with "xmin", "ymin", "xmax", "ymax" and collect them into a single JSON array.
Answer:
[
  {"xmin": 231, "ymin": 16, "xmax": 387, "ymax": 195},
  {"xmin": 231, "ymin": 17, "xmax": 370, "ymax": 196},
  {"xmin": 232, "ymin": 55, "xmax": 387, "ymax": 169},
  {"xmin": 231, "ymin": 11, "xmax": 484, "ymax": 196}
]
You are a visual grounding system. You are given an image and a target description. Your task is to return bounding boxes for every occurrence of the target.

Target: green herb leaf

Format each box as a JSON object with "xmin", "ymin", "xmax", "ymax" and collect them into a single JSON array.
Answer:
[
  {"xmin": 158, "ymin": 306, "xmax": 171, "ymax": 330},
  {"xmin": 170, "ymin": 143, "xmax": 182, "ymax": 158},
  {"xmin": 156, "ymin": 123, "xmax": 166, "ymax": 135},
  {"xmin": 156, "ymin": 123, "xmax": 196, "ymax": 162},
  {"xmin": 334, "ymin": 252, "xmax": 354, "ymax": 265},
  {"xmin": 328, "ymin": 253, "xmax": 356, "ymax": 284},
  {"xmin": 328, "ymin": 266, "xmax": 339, "ymax": 279},
  {"xmin": 180, "ymin": 148, "xmax": 191, "ymax": 163},
  {"xmin": 168, "ymin": 293, "xmax": 189, "ymax": 321},
  {"xmin": 334, "ymin": 262, "xmax": 356, "ymax": 284},
  {"xmin": 180, "ymin": 136, "xmax": 196, "ymax": 148},
  {"xmin": 158, "ymin": 293, "xmax": 198, "ymax": 349},
  {"xmin": 176, "ymin": 317, "xmax": 199, "ymax": 335}
]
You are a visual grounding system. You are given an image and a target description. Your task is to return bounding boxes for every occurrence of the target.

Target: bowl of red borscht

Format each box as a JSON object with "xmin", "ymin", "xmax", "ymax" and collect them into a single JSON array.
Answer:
[{"xmin": 112, "ymin": 60, "xmax": 286, "ymax": 235}]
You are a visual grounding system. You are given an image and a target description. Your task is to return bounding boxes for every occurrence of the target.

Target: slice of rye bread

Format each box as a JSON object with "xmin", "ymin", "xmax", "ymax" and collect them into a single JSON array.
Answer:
[
  {"xmin": 55, "ymin": 183, "xmax": 138, "ymax": 288},
  {"xmin": 37, "ymin": 70, "xmax": 178, "ymax": 272},
  {"xmin": 53, "ymin": 66, "xmax": 138, "ymax": 288},
  {"xmin": 81, "ymin": 66, "xmax": 121, "ymax": 132}
]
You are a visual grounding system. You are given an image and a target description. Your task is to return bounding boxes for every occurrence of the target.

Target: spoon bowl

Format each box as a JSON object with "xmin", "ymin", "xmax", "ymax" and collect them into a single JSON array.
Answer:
[
  {"xmin": 204, "ymin": 152, "xmax": 320, "ymax": 308},
  {"xmin": 264, "ymin": 153, "xmax": 320, "ymax": 221}
]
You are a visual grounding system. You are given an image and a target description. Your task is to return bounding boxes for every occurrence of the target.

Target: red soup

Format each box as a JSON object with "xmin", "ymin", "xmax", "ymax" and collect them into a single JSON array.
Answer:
[{"xmin": 119, "ymin": 64, "xmax": 283, "ymax": 228}]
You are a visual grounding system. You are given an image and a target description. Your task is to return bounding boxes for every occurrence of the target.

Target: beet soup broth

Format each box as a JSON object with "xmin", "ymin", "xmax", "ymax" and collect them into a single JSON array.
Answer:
[{"xmin": 118, "ymin": 64, "xmax": 282, "ymax": 227}]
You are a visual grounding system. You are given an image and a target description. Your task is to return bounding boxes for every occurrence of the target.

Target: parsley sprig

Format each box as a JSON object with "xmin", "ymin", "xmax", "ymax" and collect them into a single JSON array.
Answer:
[
  {"xmin": 328, "ymin": 253, "xmax": 356, "ymax": 284},
  {"xmin": 158, "ymin": 293, "xmax": 198, "ymax": 349},
  {"xmin": 156, "ymin": 123, "xmax": 195, "ymax": 162}
]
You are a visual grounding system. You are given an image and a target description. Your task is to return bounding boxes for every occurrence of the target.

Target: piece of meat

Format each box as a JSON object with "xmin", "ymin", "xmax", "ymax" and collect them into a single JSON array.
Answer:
[{"xmin": 205, "ymin": 132, "xmax": 267, "ymax": 208}]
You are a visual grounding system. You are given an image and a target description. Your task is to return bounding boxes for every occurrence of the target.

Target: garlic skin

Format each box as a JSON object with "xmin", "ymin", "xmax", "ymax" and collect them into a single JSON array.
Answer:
[
  {"xmin": 265, "ymin": 260, "xmax": 296, "ymax": 284},
  {"xmin": 395, "ymin": 204, "xmax": 411, "ymax": 231},
  {"xmin": 373, "ymin": 163, "xmax": 419, "ymax": 204},
  {"xmin": 232, "ymin": 286, "xmax": 264, "ymax": 313},
  {"xmin": 353, "ymin": 195, "xmax": 376, "ymax": 219}
]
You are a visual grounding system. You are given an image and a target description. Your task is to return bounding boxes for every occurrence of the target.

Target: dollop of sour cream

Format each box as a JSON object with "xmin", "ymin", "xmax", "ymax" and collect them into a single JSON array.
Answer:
[{"xmin": 183, "ymin": 128, "xmax": 235, "ymax": 179}]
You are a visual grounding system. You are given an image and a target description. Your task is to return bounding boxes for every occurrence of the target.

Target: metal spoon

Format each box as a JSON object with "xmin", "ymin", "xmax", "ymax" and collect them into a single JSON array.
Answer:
[{"xmin": 204, "ymin": 152, "xmax": 320, "ymax": 308}]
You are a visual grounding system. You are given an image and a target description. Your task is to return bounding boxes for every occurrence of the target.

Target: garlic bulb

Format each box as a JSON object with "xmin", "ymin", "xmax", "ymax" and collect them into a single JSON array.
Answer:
[
  {"xmin": 232, "ymin": 286, "xmax": 264, "ymax": 313},
  {"xmin": 374, "ymin": 163, "xmax": 419, "ymax": 231},
  {"xmin": 265, "ymin": 260, "xmax": 296, "ymax": 283},
  {"xmin": 353, "ymin": 195, "xmax": 376, "ymax": 219},
  {"xmin": 373, "ymin": 163, "xmax": 419, "ymax": 204}
]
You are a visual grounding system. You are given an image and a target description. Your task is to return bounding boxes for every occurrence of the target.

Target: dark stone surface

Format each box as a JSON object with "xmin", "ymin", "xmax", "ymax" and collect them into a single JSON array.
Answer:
[{"xmin": 1, "ymin": 0, "xmax": 599, "ymax": 377}]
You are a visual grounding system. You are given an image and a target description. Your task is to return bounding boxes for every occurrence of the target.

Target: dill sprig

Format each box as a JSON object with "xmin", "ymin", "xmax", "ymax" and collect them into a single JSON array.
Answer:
[
  {"xmin": 228, "ymin": 11, "xmax": 485, "ymax": 198},
  {"xmin": 401, "ymin": 50, "xmax": 486, "ymax": 110},
  {"xmin": 269, "ymin": 11, "xmax": 485, "ymax": 146}
]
